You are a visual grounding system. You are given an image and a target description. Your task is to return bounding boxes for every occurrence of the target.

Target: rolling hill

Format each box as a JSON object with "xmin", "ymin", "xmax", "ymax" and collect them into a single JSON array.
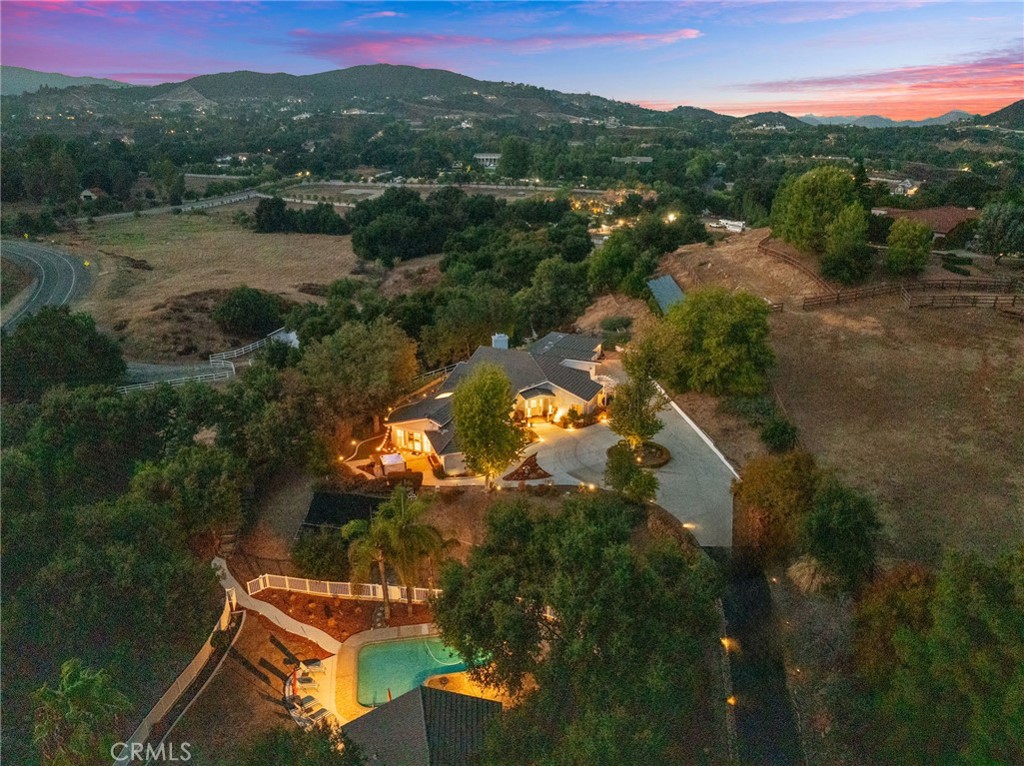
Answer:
[
  {"xmin": 0, "ymin": 65, "xmax": 129, "ymax": 96},
  {"xmin": 978, "ymin": 99, "xmax": 1024, "ymax": 129}
]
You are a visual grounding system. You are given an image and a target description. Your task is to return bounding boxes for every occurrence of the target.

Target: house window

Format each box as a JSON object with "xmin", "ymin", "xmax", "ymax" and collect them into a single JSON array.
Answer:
[{"xmin": 395, "ymin": 428, "xmax": 404, "ymax": 447}]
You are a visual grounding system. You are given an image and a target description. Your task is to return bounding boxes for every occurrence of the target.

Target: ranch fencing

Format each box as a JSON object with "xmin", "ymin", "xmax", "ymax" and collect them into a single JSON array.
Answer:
[
  {"xmin": 757, "ymin": 237, "xmax": 839, "ymax": 297},
  {"xmin": 801, "ymin": 277, "xmax": 1018, "ymax": 310},
  {"xmin": 113, "ymin": 591, "xmax": 239, "ymax": 764},
  {"xmin": 209, "ymin": 327, "xmax": 289, "ymax": 361},
  {"xmin": 116, "ymin": 360, "xmax": 237, "ymax": 394},
  {"xmin": 902, "ymin": 289, "xmax": 1023, "ymax": 309}
]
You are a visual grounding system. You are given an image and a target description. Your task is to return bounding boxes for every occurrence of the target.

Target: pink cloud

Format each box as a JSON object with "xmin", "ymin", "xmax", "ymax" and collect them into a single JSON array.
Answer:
[
  {"xmin": 744, "ymin": 48, "xmax": 1023, "ymax": 92},
  {"xmin": 286, "ymin": 26, "xmax": 702, "ymax": 65}
]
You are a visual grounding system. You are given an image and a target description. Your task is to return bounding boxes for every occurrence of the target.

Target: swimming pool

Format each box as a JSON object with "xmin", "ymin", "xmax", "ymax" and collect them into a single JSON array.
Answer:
[{"xmin": 357, "ymin": 636, "xmax": 466, "ymax": 707}]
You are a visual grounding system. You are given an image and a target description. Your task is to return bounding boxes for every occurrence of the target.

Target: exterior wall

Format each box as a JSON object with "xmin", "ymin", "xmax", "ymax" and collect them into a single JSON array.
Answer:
[
  {"xmin": 553, "ymin": 389, "xmax": 598, "ymax": 416},
  {"xmin": 558, "ymin": 358, "xmax": 599, "ymax": 375},
  {"xmin": 389, "ymin": 418, "xmax": 437, "ymax": 455},
  {"xmin": 517, "ymin": 393, "xmax": 555, "ymax": 419}
]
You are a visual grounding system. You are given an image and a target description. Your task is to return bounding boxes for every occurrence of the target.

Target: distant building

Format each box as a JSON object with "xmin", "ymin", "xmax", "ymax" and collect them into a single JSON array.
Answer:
[
  {"xmin": 79, "ymin": 187, "xmax": 104, "ymax": 201},
  {"xmin": 473, "ymin": 153, "xmax": 501, "ymax": 171},
  {"xmin": 875, "ymin": 206, "xmax": 981, "ymax": 240},
  {"xmin": 611, "ymin": 156, "xmax": 653, "ymax": 164},
  {"xmin": 719, "ymin": 219, "xmax": 746, "ymax": 232}
]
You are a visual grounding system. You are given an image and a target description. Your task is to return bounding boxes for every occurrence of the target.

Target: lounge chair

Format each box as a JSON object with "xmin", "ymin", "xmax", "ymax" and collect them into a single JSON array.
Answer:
[
  {"xmin": 295, "ymin": 694, "xmax": 317, "ymax": 712},
  {"xmin": 300, "ymin": 659, "xmax": 325, "ymax": 674},
  {"xmin": 308, "ymin": 707, "xmax": 333, "ymax": 725},
  {"xmin": 297, "ymin": 675, "xmax": 319, "ymax": 690}
]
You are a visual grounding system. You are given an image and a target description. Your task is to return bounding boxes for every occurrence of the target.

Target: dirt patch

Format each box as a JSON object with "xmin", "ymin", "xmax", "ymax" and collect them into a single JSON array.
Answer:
[
  {"xmin": 253, "ymin": 590, "xmax": 434, "ymax": 640},
  {"xmin": 172, "ymin": 613, "xmax": 331, "ymax": 762},
  {"xmin": 574, "ymin": 292, "xmax": 653, "ymax": 337},
  {"xmin": 378, "ymin": 254, "xmax": 444, "ymax": 298},
  {"xmin": 769, "ymin": 302, "xmax": 1024, "ymax": 562},
  {"xmin": 660, "ymin": 227, "xmax": 823, "ymax": 305},
  {"xmin": 1, "ymin": 256, "xmax": 33, "ymax": 306},
  {"xmin": 674, "ymin": 391, "xmax": 768, "ymax": 471}
]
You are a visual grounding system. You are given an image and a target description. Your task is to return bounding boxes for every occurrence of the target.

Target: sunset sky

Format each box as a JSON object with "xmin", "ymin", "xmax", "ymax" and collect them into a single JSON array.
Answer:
[{"xmin": 2, "ymin": 1, "xmax": 1021, "ymax": 119}]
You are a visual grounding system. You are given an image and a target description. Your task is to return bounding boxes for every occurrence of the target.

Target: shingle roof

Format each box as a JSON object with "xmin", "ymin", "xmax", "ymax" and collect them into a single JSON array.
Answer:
[
  {"xmin": 527, "ymin": 332, "xmax": 601, "ymax": 362},
  {"xmin": 343, "ymin": 686, "xmax": 501, "ymax": 766},
  {"xmin": 647, "ymin": 275, "xmax": 685, "ymax": 313},
  {"xmin": 387, "ymin": 396, "xmax": 452, "ymax": 427},
  {"xmin": 425, "ymin": 426, "xmax": 460, "ymax": 456}
]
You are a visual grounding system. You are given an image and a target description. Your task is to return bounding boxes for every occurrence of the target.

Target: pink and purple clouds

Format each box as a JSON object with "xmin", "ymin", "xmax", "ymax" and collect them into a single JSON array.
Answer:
[{"xmin": 1, "ymin": 1, "xmax": 1020, "ymax": 118}]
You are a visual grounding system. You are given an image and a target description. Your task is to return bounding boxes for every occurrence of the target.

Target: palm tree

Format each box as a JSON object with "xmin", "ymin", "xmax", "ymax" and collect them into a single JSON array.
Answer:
[
  {"xmin": 343, "ymin": 486, "xmax": 448, "ymax": 622},
  {"xmin": 386, "ymin": 488, "xmax": 451, "ymax": 615},
  {"xmin": 33, "ymin": 658, "xmax": 131, "ymax": 766}
]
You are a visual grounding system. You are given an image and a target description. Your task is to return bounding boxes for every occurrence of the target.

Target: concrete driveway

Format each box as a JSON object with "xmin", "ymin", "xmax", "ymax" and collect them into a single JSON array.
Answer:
[{"xmin": 528, "ymin": 404, "xmax": 737, "ymax": 547}]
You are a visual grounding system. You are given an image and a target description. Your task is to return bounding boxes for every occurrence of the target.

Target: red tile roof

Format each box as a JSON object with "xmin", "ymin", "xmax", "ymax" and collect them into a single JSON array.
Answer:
[{"xmin": 880, "ymin": 206, "xmax": 981, "ymax": 236}]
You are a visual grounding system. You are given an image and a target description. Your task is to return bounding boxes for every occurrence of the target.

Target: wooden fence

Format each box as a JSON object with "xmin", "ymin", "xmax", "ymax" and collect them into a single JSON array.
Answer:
[
  {"xmin": 113, "ymin": 592, "xmax": 237, "ymax": 764},
  {"xmin": 902, "ymin": 290, "xmax": 1023, "ymax": 309},
  {"xmin": 757, "ymin": 236, "xmax": 839, "ymax": 297},
  {"xmin": 802, "ymin": 277, "xmax": 1018, "ymax": 310}
]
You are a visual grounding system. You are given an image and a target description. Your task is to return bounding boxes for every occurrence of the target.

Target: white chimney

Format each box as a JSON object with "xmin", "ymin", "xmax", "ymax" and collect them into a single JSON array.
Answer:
[{"xmin": 491, "ymin": 333, "xmax": 509, "ymax": 350}]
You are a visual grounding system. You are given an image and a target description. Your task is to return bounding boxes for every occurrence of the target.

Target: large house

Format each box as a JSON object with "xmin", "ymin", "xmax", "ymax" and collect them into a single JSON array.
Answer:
[{"xmin": 386, "ymin": 332, "xmax": 607, "ymax": 473}]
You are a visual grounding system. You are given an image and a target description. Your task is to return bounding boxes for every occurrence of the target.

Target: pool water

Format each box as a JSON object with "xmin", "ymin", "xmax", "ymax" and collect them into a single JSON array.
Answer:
[{"xmin": 357, "ymin": 637, "xmax": 466, "ymax": 706}]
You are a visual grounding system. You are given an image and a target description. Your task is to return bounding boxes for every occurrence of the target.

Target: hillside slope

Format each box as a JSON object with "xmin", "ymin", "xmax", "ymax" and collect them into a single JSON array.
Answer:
[{"xmin": 0, "ymin": 65, "xmax": 128, "ymax": 96}]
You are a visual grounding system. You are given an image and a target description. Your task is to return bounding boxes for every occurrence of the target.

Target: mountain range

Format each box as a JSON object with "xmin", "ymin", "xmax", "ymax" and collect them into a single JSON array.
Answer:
[
  {"xmin": 2, "ymin": 64, "xmax": 1020, "ymax": 130},
  {"xmin": 798, "ymin": 111, "xmax": 976, "ymax": 128}
]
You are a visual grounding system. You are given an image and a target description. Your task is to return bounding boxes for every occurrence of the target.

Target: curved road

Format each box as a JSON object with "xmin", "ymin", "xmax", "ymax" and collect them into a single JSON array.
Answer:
[{"xmin": 1, "ymin": 241, "xmax": 92, "ymax": 332}]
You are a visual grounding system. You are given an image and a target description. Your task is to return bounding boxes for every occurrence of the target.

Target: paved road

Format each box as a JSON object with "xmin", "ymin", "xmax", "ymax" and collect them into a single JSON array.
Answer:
[
  {"xmin": 1, "ymin": 241, "xmax": 92, "ymax": 332},
  {"xmin": 82, "ymin": 190, "xmax": 264, "ymax": 223}
]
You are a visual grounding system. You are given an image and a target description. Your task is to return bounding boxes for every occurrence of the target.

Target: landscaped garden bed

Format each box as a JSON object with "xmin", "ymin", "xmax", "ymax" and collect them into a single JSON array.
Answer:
[
  {"xmin": 253, "ymin": 590, "xmax": 435, "ymax": 641},
  {"xmin": 503, "ymin": 454, "xmax": 552, "ymax": 481},
  {"xmin": 608, "ymin": 440, "xmax": 671, "ymax": 468}
]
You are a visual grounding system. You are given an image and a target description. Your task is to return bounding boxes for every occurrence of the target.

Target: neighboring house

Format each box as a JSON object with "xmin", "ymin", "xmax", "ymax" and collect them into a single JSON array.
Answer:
[
  {"xmin": 79, "ymin": 187, "xmax": 104, "ymax": 201},
  {"xmin": 611, "ymin": 156, "xmax": 653, "ymax": 164},
  {"xmin": 472, "ymin": 153, "xmax": 501, "ymax": 171},
  {"xmin": 719, "ymin": 218, "xmax": 746, "ymax": 232},
  {"xmin": 386, "ymin": 332, "xmax": 606, "ymax": 473},
  {"xmin": 875, "ymin": 206, "xmax": 981, "ymax": 241},
  {"xmin": 343, "ymin": 686, "xmax": 501, "ymax": 766}
]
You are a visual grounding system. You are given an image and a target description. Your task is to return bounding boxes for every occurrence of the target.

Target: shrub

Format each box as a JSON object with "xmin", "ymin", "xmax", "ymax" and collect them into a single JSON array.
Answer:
[
  {"xmin": 600, "ymin": 316, "xmax": 634, "ymax": 333},
  {"xmin": 798, "ymin": 478, "xmax": 880, "ymax": 593},
  {"xmin": 212, "ymin": 286, "xmax": 283, "ymax": 337},
  {"xmin": 760, "ymin": 414, "xmax": 799, "ymax": 452},
  {"xmin": 886, "ymin": 218, "xmax": 932, "ymax": 276},
  {"xmin": 292, "ymin": 529, "xmax": 350, "ymax": 580}
]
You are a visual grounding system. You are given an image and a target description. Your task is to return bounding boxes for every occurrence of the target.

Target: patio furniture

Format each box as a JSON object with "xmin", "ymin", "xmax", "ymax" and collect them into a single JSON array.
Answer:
[
  {"xmin": 300, "ymin": 659, "xmax": 325, "ymax": 674},
  {"xmin": 297, "ymin": 675, "xmax": 319, "ymax": 690},
  {"xmin": 295, "ymin": 694, "xmax": 317, "ymax": 712},
  {"xmin": 308, "ymin": 707, "xmax": 333, "ymax": 725}
]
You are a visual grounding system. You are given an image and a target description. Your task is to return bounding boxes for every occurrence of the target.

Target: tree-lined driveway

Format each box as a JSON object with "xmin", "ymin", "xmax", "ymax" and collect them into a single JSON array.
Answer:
[{"xmin": 527, "ymin": 404, "xmax": 737, "ymax": 547}]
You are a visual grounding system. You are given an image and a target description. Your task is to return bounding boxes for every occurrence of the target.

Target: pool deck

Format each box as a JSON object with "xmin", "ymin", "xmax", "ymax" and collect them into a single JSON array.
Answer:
[{"xmin": 334, "ymin": 623, "xmax": 437, "ymax": 723}]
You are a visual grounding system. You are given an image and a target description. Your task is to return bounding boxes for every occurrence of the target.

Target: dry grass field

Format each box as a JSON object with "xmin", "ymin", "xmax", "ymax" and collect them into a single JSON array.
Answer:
[
  {"xmin": 770, "ymin": 303, "xmax": 1023, "ymax": 562},
  {"xmin": 1, "ymin": 257, "xmax": 33, "ymax": 306},
  {"xmin": 55, "ymin": 212, "xmax": 361, "ymax": 360},
  {"xmin": 659, "ymin": 231, "xmax": 1024, "ymax": 563}
]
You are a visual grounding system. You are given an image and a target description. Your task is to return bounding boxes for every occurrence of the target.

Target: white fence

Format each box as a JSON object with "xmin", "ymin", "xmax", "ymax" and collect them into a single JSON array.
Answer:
[
  {"xmin": 247, "ymin": 573, "xmax": 557, "ymax": 621},
  {"xmin": 209, "ymin": 327, "xmax": 289, "ymax": 361},
  {"xmin": 113, "ymin": 592, "xmax": 236, "ymax": 764},
  {"xmin": 247, "ymin": 573, "xmax": 442, "ymax": 604},
  {"xmin": 117, "ymin": 361, "xmax": 236, "ymax": 394}
]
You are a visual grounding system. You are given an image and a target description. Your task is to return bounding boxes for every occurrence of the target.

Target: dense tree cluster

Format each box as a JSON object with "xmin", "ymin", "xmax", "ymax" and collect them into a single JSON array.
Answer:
[
  {"xmin": 252, "ymin": 196, "xmax": 351, "ymax": 235},
  {"xmin": 1, "ymin": 306, "xmax": 126, "ymax": 402},
  {"xmin": 433, "ymin": 495, "xmax": 720, "ymax": 765},
  {"xmin": 211, "ymin": 285, "xmax": 287, "ymax": 337},
  {"xmin": 851, "ymin": 549, "xmax": 1024, "ymax": 765}
]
